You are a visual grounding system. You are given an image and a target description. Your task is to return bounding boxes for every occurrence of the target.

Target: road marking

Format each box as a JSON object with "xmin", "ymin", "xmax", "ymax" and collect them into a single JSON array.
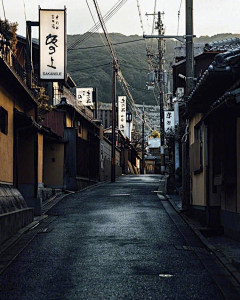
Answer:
[
  {"xmin": 159, "ymin": 274, "xmax": 175, "ymax": 278},
  {"xmin": 111, "ymin": 194, "xmax": 130, "ymax": 196}
]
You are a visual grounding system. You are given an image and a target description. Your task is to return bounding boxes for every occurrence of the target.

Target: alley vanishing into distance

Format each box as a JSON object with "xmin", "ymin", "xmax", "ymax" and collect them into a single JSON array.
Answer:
[{"xmin": 0, "ymin": 175, "xmax": 239, "ymax": 299}]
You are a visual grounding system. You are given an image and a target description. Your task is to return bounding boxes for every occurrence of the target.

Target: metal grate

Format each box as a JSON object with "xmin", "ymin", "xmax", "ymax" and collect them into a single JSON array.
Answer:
[{"xmin": 175, "ymin": 245, "xmax": 209, "ymax": 253}]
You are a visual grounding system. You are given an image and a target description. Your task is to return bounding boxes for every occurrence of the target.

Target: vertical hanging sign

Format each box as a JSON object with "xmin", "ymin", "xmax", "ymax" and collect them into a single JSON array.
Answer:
[
  {"xmin": 39, "ymin": 8, "xmax": 66, "ymax": 81},
  {"xmin": 76, "ymin": 88, "xmax": 93, "ymax": 106},
  {"xmin": 118, "ymin": 96, "xmax": 126, "ymax": 135},
  {"xmin": 164, "ymin": 111, "xmax": 175, "ymax": 132}
]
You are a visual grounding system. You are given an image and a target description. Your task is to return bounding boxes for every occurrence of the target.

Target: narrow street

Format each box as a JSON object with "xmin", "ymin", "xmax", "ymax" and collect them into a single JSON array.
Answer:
[{"xmin": 0, "ymin": 175, "xmax": 238, "ymax": 299}]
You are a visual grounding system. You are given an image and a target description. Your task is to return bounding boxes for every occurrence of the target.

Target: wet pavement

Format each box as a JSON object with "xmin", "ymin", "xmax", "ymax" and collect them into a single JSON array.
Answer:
[
  {"xmin": 168, "ymin": 193, "xmax": 240, "ymax": 288},
  {"xmin": 0, "ymin": 175, "xmax": 239, "ymax": 299}
]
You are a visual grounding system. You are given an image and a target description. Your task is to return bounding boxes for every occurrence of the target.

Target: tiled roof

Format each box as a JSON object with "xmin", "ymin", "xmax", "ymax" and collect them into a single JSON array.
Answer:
[
  {"xmin": 187, "ymin": 46, "xmax": 240, "ymax": 110},
  {"xmin": 204, "ymin": 38, "xmax": 240, "ymax": 52},
  {"xmin": 175, "ymin": 38, "xmax": 240, "ymax": 59}
]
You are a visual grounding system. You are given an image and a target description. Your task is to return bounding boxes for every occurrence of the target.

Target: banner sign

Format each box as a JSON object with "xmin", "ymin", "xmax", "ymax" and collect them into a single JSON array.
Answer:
[
  {"xmin": 39, "ymin": 9, "xmax": 66, "ymax": 80},
  {"xmin": 100, "ymin": 142, "xmax": 104, "ymax": 169},
  {"xmin": 164, "ymin": 111, "xmax": 175, "ymax": 132},
  {"xmin": 118, "ymin": 96, "xmax": 126, "ymax": 134},
  {"xmin": 76, "ymin": 88, "xmax": 93, "ymax": 106}
]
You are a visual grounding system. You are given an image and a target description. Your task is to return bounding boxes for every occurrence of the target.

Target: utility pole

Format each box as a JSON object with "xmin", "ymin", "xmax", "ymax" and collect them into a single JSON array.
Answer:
[
  {"xmin": 26, "ymin": 21, "xmax": 39, "ymax": 89},
  {"xmin": 111, "ymin": 60, "xmax": 117, "ymax": 182},
  {"xmin": 186, "ymin": 0, "xmax": 194, "ymax": 96},
  {"xmin": 157, "ymin": 11, "xmax": 165, "ymax": 173},
  {"xmin": 141, "ymin": 103, "xmax": 145, "ymax": 174},
  {"xmin": 144, "ymin": 11, "xmax": 165, "ymax": 174},
  {"xmin": 182, "ymin": 0, "xmax": 194, "ymax": 210}
]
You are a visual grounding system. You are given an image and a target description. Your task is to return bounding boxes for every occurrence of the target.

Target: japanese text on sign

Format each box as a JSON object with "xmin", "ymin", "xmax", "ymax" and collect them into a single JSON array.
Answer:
[
  {"xmin": 40, "ymin": 9, "xmax": 66, "ymax": 80},
  {"xmin": 118, "ymin": 96, "xmax": 126, "ymax": 135},
  {"xmin": 76, "ymin": 88, "xmax": 93, "ymax": 106},
  {"xmin": 164, "ymin": 111, "xmax": 175, "ymax": 132}
]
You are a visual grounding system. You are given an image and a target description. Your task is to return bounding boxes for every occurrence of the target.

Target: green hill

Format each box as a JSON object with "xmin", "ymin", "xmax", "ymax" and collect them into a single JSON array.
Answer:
[{"xmin": 67, "ymin": 33, "xmax": 240, "ymax": 105}]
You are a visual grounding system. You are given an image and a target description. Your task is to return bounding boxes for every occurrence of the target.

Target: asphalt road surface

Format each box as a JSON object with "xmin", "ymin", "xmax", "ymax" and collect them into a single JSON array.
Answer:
[{"xmin": 0, "ymin": 175, "xmax": 234, "ymax": 299}]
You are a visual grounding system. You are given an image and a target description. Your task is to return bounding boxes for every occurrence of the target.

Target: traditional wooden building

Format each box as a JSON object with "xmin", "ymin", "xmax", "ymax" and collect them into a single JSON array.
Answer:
[
  {"xmin": 0, "ymin": 27, "xmax": 42, "ymax": 244},
  {"xmin": 173, "ymin": 38, "xmax": 240, "ymax": 239}
]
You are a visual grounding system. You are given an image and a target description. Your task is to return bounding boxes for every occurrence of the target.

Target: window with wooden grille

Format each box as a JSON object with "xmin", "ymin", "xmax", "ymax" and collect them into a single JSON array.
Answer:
[
  {"xmin": 0, "ymin": 106, "xmax": 8, "ymax": 135},
  {"xmin": 190, "ymin": 125, "xmax": 203, "ymax": 174}
]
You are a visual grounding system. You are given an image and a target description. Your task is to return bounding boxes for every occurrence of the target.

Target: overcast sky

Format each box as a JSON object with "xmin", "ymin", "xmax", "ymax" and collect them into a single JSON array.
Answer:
[{"xmin": 0, "ymin": 0, "xmax": 239, "ymax": 38}]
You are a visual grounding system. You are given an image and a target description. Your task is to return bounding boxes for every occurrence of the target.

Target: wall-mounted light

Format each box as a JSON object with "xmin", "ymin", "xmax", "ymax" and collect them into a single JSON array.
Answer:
[{"xmin": 178, "ymin": 73, "xmax": 186, "ymax": 80}]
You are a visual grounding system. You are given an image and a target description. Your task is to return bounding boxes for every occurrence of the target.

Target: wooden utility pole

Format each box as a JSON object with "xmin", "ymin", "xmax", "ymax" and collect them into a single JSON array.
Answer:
[{"xmin": 111, "ymin": 60, "xmax": 117, "ymax": 182}]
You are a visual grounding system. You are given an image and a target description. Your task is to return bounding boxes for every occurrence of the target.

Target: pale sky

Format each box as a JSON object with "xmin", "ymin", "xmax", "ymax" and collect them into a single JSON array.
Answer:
[{"xmin": 0, "ymin": 0, "xmax": 239, "ymax": 38}]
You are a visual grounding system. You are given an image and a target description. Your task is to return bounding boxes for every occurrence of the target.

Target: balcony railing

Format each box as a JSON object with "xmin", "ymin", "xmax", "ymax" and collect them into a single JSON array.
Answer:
[
  {"xmin": 0, "ymin": 36, "xmax": 94, "ymax": 121},
  {"xmin": 0, "ymin": 38, "xmax": 40, "ymax": 100}
]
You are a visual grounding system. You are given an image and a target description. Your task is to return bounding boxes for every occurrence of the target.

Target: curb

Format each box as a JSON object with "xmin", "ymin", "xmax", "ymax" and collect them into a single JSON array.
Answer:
[
  {"xmin": 166, "ymin": 194, "xmax": 240, "ymax": 286},
  {"xmin": 0, "ymin": 215, "xmax": 48, "ymax": 258},
  {"xmin": 0, "ymin": 180, "xmax": 110, "ymax": 258}
]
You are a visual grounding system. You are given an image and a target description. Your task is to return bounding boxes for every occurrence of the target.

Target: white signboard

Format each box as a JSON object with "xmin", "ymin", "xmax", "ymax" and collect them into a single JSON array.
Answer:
[
  {"xmin": 118, "ymin": 96, "xmax": 126, "ymax": 134},
  {"xmin": 100, "ymin": 142, "xmax": 104, "ymax": 169},
  {"xmin": 176, "ymin": 87, "xmax": 184, "ymax": 99},
  {"xmin": 164, "ymin": 111, "xmax": 175, "ymax": 132},
  {"xmin": 39, "ymin": 9, "xmax": 66, "ymax": 80},
  {"xmin": 76, "ymin": 88, "xmax": 93, "ymax": 106}
]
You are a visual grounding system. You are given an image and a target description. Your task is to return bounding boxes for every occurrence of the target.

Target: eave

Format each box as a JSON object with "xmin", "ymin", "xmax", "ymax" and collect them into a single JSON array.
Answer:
[{"xmin": 0, "ymin": 57, "xmax": 38, "ymax": 106}]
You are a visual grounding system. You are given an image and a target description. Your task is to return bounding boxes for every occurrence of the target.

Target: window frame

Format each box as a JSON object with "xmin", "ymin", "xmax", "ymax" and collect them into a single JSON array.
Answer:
[{"xmin": 0, "ymin": 106, "xmax": 8, "ymax": 135}]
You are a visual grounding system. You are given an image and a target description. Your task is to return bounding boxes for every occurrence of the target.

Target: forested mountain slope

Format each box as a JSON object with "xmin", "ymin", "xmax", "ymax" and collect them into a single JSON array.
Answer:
[{"xmin": 67, "ymin": 33, "xmax": 240, "ymax": 105}]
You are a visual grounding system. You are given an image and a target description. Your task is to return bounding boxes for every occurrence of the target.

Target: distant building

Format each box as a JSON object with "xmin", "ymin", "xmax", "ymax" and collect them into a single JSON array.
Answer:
[
  {"xmin": 98, "ymin": 103, "xmax": 112, "ymax": 129},
  {"xmin": 147, "ymin": 138, "xmax": 161, "ymax": 157}
]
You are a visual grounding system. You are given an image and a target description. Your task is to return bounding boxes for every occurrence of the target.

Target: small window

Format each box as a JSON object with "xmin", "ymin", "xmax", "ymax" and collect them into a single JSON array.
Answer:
[
  {"xmin": 77, "ymin": 121, "xmax": 81, "ymax": 134},
  {"xmin": 190, "ymin": 124, "xmax": 203, "ymax": 174},
  {"xmin": 0, "ymin": 107, "xmax": 8, "ymax": 135}
]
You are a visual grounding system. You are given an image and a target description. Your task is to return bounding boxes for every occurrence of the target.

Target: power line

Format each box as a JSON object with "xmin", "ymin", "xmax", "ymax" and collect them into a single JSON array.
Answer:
[
  {"xmin": 1, "ymin": 0, "xmax": 6, "ymax": 20},
  {"xmin": 136, "ymin": 1, "xmax": 161, "ymax": 107},
  {"xmin": 22, "ymin": 0, "xmax": 27, "ymax": 23},
  {"xmin": 71, "ymin": 62, "xmax": 111, "ymax": 72},
  {"xmin": 91, "ymin": 0, "xmax": 153, "ymax": 131},
  {"xmin": 67, "ymin": 0, "xmax": 127, "ymax": 51},
  {"xmin": 92, "ymin": 0, "xmax": 118, "ymax": 63},
  {"xmin": 177, "ymin": 0, "xmax": 183, "ymax": 36},
  {"xmin": 85, "ymin": 0, "xmax": 111, "ymax": 56},
  {"xmin": 67, "ymin": 38, "xmax": 144, "ymax": 51},
  {"xmin": 150, "ymin": 0, "xmax": 157, "ymax": 52}
]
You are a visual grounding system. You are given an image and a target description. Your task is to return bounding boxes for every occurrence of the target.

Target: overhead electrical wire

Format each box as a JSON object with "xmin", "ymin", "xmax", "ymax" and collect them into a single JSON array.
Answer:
[
  {"xmin": 173, "ymin": 0, "xmax": 184, "ymax": 63},
  {"xmin": 22, "ymin": 0, "xmax": 35, "ymax": 74},
  {"xmin": 1, "ymin": 0, "xmax": 6, "ymax": 20},
  {"xmin": 136, "ymin": 0, "xmax": 153, "ymax": 71},
  {"xmin": 85, "ymin": 0, "xmax": 111, "ymax": 56},
  {"xmin": 67, "ymin": 0, "xmax": 127, "ymax": 51},
  {"xmin": 177, "ymin": 0, "xmax": 183, "ymax": 36},
  {"xmin": 22, "ymin": 0, "xmax": 27, "ymax": 24},
  {"xmin": 68, "ymin": 0, "xmax": 126, "ymax": 50},
  {"xmin": 92, "ymin": 0, "xmax": 118, "ymax": 63},
  {"xmin": 136, "ymin": 0, "xmax": 161, "ymax": 107},
  {"xmin": 149, "ymin": 0, "xmax": 157, "ymax": 53},
  {"xmin": 71, "ymin": 62, "xmax": 111, "ymax": 72},
  {"xmin": 91, "ymin": 0, "xmax": 153, "ymax": 130},
  {"xmin": 67, "ymin": 38, "xmax": 144, "ymax": 51}
]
